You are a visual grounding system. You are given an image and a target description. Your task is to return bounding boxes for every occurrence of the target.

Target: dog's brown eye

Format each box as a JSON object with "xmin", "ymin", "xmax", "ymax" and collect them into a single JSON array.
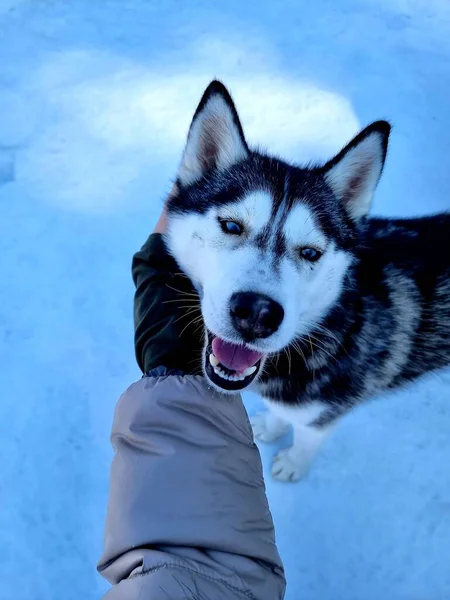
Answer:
[
  {"xmin": 299, "ymin": 247, "xmax": 322, "ymax": 262},
  {"xmin": 219, "ymin": 219, "xmax": 243, "ymax": 236}
]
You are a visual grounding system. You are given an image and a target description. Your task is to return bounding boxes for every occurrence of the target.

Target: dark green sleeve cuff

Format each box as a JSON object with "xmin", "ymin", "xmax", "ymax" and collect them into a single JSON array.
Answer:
[{"xmin": 132, "ymin": 234, "xmax": 203, "ymax": 375}]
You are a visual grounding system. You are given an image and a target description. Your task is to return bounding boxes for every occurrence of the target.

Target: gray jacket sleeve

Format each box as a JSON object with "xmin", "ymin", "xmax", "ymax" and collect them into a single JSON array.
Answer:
[{"xmin": 97, "ymin": 375, "xmax": 286, "ymax": 600}]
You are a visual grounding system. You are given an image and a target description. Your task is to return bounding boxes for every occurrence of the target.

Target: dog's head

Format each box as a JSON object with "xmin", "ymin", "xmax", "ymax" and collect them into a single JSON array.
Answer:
[{"xmin": 166, "ymin": 81, "xmax": 390, "ymax": 393}]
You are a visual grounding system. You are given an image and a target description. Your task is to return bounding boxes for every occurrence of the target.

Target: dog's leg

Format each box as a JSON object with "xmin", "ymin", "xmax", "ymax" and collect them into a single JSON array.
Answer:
[
  {"xmin": 271, "ymin": 421, "xmax": 334, "ymax": 482},
  {"xmin": 250, "ymin": 411, "xmax": 289, "ymax": 443}
]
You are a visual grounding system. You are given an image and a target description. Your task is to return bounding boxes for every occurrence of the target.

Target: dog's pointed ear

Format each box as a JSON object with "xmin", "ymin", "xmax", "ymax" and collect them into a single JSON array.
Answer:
[
  {"xmin": 322, "ymin": 121, "xmax": 391, "ymax": 220},
  {"xmin": 177, "ymin": 80, "xmax": 249, "ymax": 186}
]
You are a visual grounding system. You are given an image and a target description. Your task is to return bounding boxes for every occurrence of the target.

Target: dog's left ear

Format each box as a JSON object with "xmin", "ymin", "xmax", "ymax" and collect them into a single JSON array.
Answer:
[
  {"xmin": 177, "ymin": 80, "xmax": 249, "ymax": 186},
  {"xmin": 322, "ymin": 121, "xmax": 391, "ymax": 220}
]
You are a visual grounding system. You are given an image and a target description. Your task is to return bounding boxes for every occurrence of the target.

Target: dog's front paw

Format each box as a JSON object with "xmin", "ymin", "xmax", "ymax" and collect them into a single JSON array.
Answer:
[
  {"xmin": 271, "ymin": 448, "xmax": 310, "ymax": 482},
  {"xmin": 250, "ymin": 412, "xmax": 289, "ymax": 443}
]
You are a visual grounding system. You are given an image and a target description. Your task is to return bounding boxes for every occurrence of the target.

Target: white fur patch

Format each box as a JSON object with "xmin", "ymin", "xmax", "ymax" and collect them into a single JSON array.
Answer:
[
  {"xmin": 272, "ymin": 425, "xmax": 332, "ymax": 481},
  {"xmin": 284, "ymin": 203, "xmax": 328, "ymax": 249},
  {"xmin": 292, "ymin": 243, "xmax": 352, "ymax": 336},
  {"xmin": 250, "ymin": 411, "xmax": 289, "ymax": 442},
  {"xmin": 219, "ymin": 190, "xmax": 274, "ymax": 233},
  {"xmin": 264, "ymin": 398, "xmax": 327, "ymax": 427}
]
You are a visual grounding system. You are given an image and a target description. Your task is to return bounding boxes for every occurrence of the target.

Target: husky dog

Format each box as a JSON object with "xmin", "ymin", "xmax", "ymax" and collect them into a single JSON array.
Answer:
[{"xmin": 165, "ymin": 81, "xmax": 450, "ymax": 481}]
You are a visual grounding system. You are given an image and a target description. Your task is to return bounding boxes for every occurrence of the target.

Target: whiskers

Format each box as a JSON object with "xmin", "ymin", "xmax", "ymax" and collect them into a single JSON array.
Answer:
[
  {"xmin": 291, "ymin": 339, "xmax": 308, "ymax": 366},
  {"xmin": 267, "ymin": 322, "xmax": 343, "ymax": 380},
  {"xmin": 283, "ymin": 345, "xmax": 292, "ymax": 375},
  {"xmin": 163, "ymin": 283, "xmax": 199, "ymax": 299},
  {"xmin": 305, "ymin": 333, "xmax": 338, "ymax": 365},
  {"xmin": 312, "ymin": 322, "xmax": 349, "ymax": 356},
  {"xmin": 163, "ymin": 283, "xmax": 204, "ymax": 340}
]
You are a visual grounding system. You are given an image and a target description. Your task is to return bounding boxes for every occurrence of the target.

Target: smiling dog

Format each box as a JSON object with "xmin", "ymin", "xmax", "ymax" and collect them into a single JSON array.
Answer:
[{"xmin": 164, "ymin": 81, "xmax": 450, "ymax": 481}]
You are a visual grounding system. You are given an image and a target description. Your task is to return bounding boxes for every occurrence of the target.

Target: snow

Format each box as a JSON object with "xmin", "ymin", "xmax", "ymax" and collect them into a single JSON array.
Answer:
[{"xmin": 1, "ymin": 1, "xmax": 449, "ymax": 598}]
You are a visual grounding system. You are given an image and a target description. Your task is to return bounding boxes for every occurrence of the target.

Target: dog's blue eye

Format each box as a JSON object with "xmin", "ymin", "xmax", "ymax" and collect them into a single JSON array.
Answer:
[
  {"xmin": 299, "ymin": 247, "xmax": 322, "ymax": 262},
  {"xmin": 219, "ymin": 219, "xmax": 243, "ymax": 236}
]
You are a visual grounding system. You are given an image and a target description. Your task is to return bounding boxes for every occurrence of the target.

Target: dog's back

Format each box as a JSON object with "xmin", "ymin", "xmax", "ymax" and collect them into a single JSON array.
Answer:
[{"xmin": 361, "ymin": 213, "xmax": 450, "ymax": 383}]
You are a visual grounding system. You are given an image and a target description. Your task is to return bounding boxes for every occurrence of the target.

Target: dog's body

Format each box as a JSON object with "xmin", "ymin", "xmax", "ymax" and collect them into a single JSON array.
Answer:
[
  {"xmin": 253, "ymin": 213, "xmax": 450, "ymax": 479},
  {"xmin": 165, "ymin": 81, "xmax": 450, "ymax": 480}
]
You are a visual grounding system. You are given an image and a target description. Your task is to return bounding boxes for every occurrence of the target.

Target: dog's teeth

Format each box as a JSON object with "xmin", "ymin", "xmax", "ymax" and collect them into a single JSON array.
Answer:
[
  {"xmin": 211, "ymin": 358, "xmax": 256, "ymax": 383},
  {"xmin": 227, "ymin": 372, "xmax": 246, "ymax": 382},
  {"xmin": 209, "ymin": 353, "xmax": 219, "ymax": 367},
  {"xmin": 213, "ymin": 365, "xmax": 230, "ymax": 380}
]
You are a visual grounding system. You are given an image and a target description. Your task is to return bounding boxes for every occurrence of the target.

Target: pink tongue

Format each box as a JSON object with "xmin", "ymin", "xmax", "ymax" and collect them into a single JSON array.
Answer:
[{"xmin": 212, "ymin": 337, "xmax": 263, "ymax": 372}]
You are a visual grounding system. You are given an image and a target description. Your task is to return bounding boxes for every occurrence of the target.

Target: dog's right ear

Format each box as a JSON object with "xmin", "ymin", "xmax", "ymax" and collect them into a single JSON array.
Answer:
[{"xmin": 177, "ymin": 81, "xmax": 249, "ymax": 186}]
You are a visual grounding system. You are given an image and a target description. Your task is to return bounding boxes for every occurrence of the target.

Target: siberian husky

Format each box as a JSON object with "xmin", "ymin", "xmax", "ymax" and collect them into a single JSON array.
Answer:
[{"xmin": 165, "ymin": 80, "xmax": 450, "ymax": 481}]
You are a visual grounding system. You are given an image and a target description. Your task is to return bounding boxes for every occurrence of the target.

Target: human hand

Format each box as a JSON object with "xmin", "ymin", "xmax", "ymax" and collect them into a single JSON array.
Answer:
[
  {"xmin": 152, "ymin": 184, "xmax": 178, "ymax": 234},
  {"xmin": 133, "ymin": 184, "xmax": 203, "ymax": 375}
]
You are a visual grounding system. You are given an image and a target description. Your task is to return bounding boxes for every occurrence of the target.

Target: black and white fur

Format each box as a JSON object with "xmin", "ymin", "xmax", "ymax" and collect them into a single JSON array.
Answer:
[{"xmin": 165, "ymin": 81, "xmax": 450, "ymax": 481}]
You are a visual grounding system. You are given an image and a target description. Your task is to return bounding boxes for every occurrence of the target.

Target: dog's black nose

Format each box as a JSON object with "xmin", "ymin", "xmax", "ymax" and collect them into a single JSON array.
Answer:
[{"xmin": 230, "ymin": 292, "xmax": 284, "ymax": 340}]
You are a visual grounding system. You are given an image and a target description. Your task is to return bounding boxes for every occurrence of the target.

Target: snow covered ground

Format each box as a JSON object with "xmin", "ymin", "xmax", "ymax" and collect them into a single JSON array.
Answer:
[{"xmin": 1, "ymin": 1, "xmax": 450, "ymax": 598}]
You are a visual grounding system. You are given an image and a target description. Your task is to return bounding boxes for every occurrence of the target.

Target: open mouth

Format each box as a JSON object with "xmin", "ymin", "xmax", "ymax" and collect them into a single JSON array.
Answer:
[{"xmin": 204, "ymin": 331, "xmax": 264, "ymax": 392}]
